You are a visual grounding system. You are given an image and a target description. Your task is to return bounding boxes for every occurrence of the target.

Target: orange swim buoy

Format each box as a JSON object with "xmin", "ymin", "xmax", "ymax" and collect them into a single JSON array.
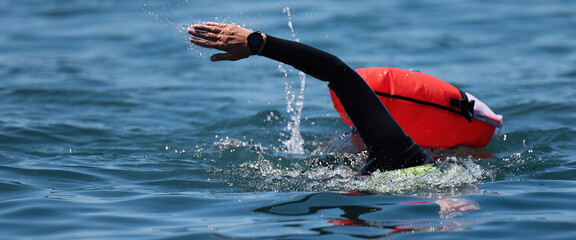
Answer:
[{"xmin": 330, "ymin": 67, "xmax": 502, "ymax": 148}]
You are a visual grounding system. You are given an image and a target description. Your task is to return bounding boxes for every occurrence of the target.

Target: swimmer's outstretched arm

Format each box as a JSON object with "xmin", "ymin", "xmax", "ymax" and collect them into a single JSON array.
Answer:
[{"xmin": 188, "ymin": 22, "xmax": 433, "ymax": 174}]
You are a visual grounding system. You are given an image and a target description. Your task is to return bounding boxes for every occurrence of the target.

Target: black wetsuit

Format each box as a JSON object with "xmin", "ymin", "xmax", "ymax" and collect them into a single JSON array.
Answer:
[{"xmin": 260, "ymin": 35, "xmax": 434, "ymax": 174}]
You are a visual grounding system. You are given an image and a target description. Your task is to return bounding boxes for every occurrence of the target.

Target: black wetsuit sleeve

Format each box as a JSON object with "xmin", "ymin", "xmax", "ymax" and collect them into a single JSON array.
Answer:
[{"xmin": 260, "ymin": 35, "xmax": 433, "ymax": 174}]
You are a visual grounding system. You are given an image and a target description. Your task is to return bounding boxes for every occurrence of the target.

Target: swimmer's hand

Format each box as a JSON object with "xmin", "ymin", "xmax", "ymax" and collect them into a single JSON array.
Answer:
[{"xmin": 188, "ymin": 22, "xmax": 266, "ymax": 62}]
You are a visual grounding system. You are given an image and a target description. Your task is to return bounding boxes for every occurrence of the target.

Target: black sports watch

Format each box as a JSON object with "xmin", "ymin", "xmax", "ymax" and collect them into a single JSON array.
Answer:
[{"xmin": 247, "ymin": 31, "xmax": 263, "ymax": 55}]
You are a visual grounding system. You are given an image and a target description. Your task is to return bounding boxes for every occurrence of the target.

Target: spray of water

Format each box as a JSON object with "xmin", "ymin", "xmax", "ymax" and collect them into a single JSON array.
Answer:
[
  {"xmin": 211, "ymin": 137, "xmax": 489, "ymax": 195},
  {"xmin": 142, "ymin": 0, "xmax": 223, "ymax": 58},
  {"xmin": 280, "ymin": 7, "xmax": 306, "ymax": 154}
]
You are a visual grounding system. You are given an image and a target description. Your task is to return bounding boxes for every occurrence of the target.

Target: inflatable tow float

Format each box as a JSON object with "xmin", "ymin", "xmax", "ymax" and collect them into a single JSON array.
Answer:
[{"xmin": 330, "ymin": 67, "xmax": 503, "ymax": 149}]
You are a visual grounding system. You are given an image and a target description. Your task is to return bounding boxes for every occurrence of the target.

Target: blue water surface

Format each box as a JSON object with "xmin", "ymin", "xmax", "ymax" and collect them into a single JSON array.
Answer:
[{"xmin": 1, "ymin": 0, "xmax": 576, "ymax": 239}]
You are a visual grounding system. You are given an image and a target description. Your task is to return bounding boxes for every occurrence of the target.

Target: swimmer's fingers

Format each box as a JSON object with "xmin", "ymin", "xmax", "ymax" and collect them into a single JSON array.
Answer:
[
  {"xmin": 188, "ymin": 27, "xmax": 220, "ymax": 42},
  {"xmin": 205, "ymin": 22, "xmax": 229, "ymax": 30},
  {"xmin": 188, "ymin": 22, "xmax": 234, "ymax": 41},
  {"xmin": 188, "ymin": 28, "xmax": 227, "ymax": 51},
  {"xmin": 192, "ymin": 22, "xmax": 224, "ymax": 34},
  {"xmin": 188, "ymin": 36, "xmax": 221, "ymax": 50}
]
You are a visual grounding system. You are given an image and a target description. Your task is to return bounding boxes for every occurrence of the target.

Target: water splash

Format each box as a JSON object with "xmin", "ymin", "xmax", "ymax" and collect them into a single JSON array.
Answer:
[
  {"xmin": 282, "ymin": 7, "xmax": 300, "ymax": 41},
  {"xmin": 207, "ymin": 111, "xmax": 503, "ymax": 196},
  {"xmin": 210, "ymin": 137, "xmax": 487, "ymax": 196},
  {"xmin": 279, "ymin": 7, "xmax": 306, "ymax": 154}
]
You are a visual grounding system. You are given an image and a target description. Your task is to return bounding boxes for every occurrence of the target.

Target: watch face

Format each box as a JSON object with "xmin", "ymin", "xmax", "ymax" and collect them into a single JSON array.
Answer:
[
  {"xmin": 248, "ymin": 32, "xmax": 263, "ymax": 54},
  {"xmin": 248, "ymin": 32, "xmax": 263, "ymax": 47}
]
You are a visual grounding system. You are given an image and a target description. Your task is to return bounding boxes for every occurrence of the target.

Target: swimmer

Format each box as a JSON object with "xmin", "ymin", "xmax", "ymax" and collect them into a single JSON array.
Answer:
[{"xmin": 188, "ymin": 22, "xmax": 434, "ymax": 174}]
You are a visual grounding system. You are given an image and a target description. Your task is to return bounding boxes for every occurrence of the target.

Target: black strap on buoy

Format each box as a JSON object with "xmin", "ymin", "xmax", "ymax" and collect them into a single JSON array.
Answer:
[
  {"xmin": 449, "ymin": 90, "xmax": 475, "ymax": 122},
  {"xmin": 374, "ymin": 88, "xmax": 475, "ymax": 122}
]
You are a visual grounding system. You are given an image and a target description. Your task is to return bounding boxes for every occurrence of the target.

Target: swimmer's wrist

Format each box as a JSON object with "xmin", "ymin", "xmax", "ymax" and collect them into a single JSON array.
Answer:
[
  {"xmin": 247, "ymin": 31, "xmax": 266, "ymax": 55},
  {"xmin": 257, "ymin": 34, "xmax": 267, "ymax": 55}
]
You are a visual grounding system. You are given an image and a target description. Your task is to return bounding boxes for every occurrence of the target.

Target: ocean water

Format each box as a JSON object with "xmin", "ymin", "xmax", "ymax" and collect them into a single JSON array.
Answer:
[{"xmin": 1, "ymin": 0, "xmax": 576, "ymax": 239}]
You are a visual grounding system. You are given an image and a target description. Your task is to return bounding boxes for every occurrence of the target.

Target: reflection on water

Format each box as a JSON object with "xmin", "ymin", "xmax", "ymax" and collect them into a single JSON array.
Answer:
[{"xmin": 213, "ymin": 192, "xmax": 480, "ymax": 239}]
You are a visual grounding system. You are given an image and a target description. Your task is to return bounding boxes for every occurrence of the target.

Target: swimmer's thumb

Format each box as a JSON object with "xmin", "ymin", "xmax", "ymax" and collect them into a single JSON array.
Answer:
[{"xmin": 211, "ymin": 53, "xmax": 245, "ymax": 62}]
